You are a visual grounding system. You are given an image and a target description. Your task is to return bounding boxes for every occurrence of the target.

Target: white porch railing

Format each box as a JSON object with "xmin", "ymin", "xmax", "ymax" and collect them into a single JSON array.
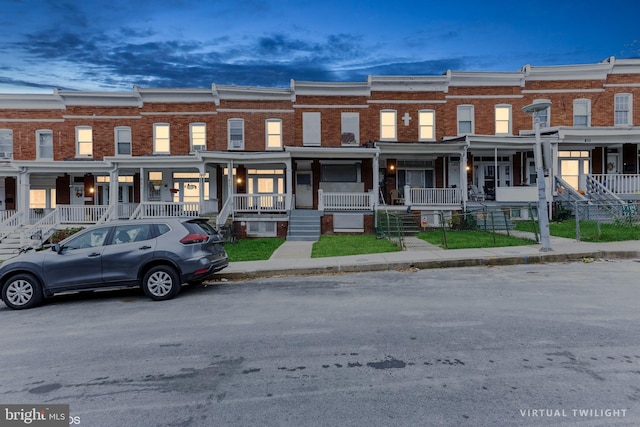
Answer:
[
  {"xmin": 130, "ymin": 202, "xmax": 201, "ymax": 219},
  {"xmin": 404, "ymin": 186, "xmax": 463, "ymax": 206},
  {"xmin": 0, "ymin": 210, "xmax": 17, "ymax": 223},
  {"xmin": 0, "ymin": 211, "xmax": 23, "ymax": 243},
  {"xmin": 234, "ymin": 194, "xmax": 287, "ymax": 212},
  {"xmin": 118, "ymin": 203, "xmax": 139, "ymax": 219},
  {"xmin": 57, "ymin": 205, "xmax": 111, "ymax": 223},
  {"xmin": 589, "ymin": 174, "xmax": 640, "ymax": 195},
  {"xmin": 318, "ymin": 190, "xmax": 375, "ymax": 211}
]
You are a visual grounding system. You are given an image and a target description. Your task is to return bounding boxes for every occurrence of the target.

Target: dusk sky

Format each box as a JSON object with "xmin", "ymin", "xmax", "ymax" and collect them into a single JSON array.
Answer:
[{"xmin": 1, "ymin": 0, "xmax": 639, "ymax": 93}]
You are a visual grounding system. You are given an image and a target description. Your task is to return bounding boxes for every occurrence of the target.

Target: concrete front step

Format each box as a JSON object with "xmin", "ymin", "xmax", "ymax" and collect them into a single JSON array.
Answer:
[{"xmin": 287, "ymin": 209, "xmax": 321, "ymax": 241}]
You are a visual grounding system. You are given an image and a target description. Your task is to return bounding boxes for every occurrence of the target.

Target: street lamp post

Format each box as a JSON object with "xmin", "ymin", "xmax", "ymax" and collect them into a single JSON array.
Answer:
[{"xmin": 521, "ymin": 102, "xmax": 552, "ymax": 252}]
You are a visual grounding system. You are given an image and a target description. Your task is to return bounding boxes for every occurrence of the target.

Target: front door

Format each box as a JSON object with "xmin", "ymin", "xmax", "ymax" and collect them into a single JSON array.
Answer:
[{"xmin": 295, "ymin": 171, "xmax": 313, "ymax": 208}]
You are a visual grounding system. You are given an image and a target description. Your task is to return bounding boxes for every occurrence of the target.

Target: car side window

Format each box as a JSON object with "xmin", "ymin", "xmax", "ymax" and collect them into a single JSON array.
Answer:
[
  {"xmin": 156, "ymin": 223, "xmax": 170, "ymax": 236},
  {"xmin": 110, "ymin": 224, "xmax": 152, "ymax": 245},
  {"xmin": 65, "ymin": 228, "xmax": 110, "ymax": 250}
]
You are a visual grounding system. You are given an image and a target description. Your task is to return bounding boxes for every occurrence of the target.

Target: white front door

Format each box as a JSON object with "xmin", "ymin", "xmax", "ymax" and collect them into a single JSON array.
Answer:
[
  {"xmin": 295, "ymin": 171, "xmax": 313, "ymax": 208},
  {"xmin": 448, "ymin": 160, "xmax": 460, "ymax": 188}
]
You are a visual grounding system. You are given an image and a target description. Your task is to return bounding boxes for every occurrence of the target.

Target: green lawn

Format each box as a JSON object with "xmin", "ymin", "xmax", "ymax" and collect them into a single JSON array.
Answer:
[
  {"xmin": 516, "ymin": 219, "xmax": 640, "ymax": 242},
  {"xmin": 419, "ymin": 230, "xmax": 536, "ymax": 249},
  {"xmin": 224, "ymin": 238, "xmax": 285, "ymax": 262},
  {"xmin": 311, "ymin": 235, "xmax": 401, "ymax": 258}
]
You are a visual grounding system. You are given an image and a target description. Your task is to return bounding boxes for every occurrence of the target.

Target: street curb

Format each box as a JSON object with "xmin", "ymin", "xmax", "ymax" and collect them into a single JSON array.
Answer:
[{"xmin": 215, "ymin": 250, "xmax": 640, "ymax": 281}]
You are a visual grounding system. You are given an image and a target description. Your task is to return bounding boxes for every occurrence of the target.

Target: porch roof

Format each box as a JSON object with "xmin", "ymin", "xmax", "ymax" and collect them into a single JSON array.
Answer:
[
  {"xmin": 466, "ymin": 134, "xmax": 540, "ymax": 151},
  {"xmin": 285, "ymin": 146, "xmax": 379, "ymax": 159},
  {"xmin": 376, "ymin": 137, "xmax": 468, "ymax": 155},
  {"xmin": 555, "ymin": 126, "xmax": 640, "ymax": 145}
]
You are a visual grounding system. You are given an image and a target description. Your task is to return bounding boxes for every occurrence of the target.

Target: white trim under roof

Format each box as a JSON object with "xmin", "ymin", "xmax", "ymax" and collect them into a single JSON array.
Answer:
[
  {"xmin": 447, "ymin": 70, "xmax": 525, "ymax": 87},
  {"xmin": 376, "ymin": 140, "xmax": 468, "ymax": 155},
  {"xmin": 292, "ymin": 80, "xmax": 370, "ymax": 97},
  {"xmin": 286, "ymin": 146, "xmax": 379, "ymax": 159},
  {"xmin": 522, "ymin": 61, "xmax": 612, "ymax": 81},
  {"xmin": 368, "ymin": 75, "xmax": 448, "ymax": 92},
  {"xmin": 556, "ymin": 126, "xmax": 640, "ymax": 144},
  {"xmin": 0, "ymin": 94, "xmax": 65, "ymax": 110},
  {"xmin": 213, "ymin": 84, "xmax": 293, "ymax": 102},
  {"xmin": 465, "ymin": 134, "xmax": 541, "ymax": 150},
  {"xmin": 57, "ymin": 89, "xmax": 143, "ymax": 107},
  {"xmin": 135, "ymin": 87, "xmax": 216, "ymax": 104}
]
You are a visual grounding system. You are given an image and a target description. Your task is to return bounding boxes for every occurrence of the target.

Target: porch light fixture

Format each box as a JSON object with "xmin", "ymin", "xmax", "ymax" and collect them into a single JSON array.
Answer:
[{"xmin": 521, "ymin": 101, "xmax": 552, "ymax": 252}]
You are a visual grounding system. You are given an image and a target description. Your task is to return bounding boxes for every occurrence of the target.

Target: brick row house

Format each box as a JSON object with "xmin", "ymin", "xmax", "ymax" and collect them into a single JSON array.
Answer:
[{"xmin": 0, "ymin": 56, "xmax": 639, "ymax": 249}]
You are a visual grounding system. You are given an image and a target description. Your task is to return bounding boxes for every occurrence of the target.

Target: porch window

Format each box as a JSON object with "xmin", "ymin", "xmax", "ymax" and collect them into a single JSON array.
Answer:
[
  {"xmin": 153, "ymin": 123, "xmax": 170, "ymax": 154},
  {"xmin": 115, "ymin": 126, "xmax": 131, "ymax": 155},
  {"xmin": 341, "ymin": 112, "xmax": 359, "ymax": 145},
  {"xmin": 495, "ymin": 105, "xmax": 511, "ymax": 135},
  {"xmin": 321, "ymin": 164, "xmax": 358, "ymax": 182},
  {"xmin": 380, "ymin": 110, "xmax": 397, "ymax": 141},
  {"xmin": 457, "ymin": 105, "xmax": 474, "ymax": 135},
  {"xmin": 190, "ymin": 123, "xmax": 206, "ymax": 152},
  {"xmin": 265, "ymin": 119, "xmax": 282, "ymax": 150},
  {"xmin": 573, "ymin": 99, "xmax": 590, "ymax": 127},
  {"xmin": 418, "ymin": 110, "xmax": 435, "ymax": 141},
  {"xmin": 0, "ymin": 129, "xmax": 13, "ymax": 159},
  {"xmin": 36, "ymin": 130, "xmax": 53, "ymax": 159},
  {"xmin": 303, "ymin": 112, "xmax": 321, "ymax": 146},
  {"xmin": 228, "ymin": 119, "xmax": 244, "ymax": 150},
  {"xmin": 614, "ymin": 93, "xmax": 632, "ymax": 126},
  {"xmin": 76, "ymin": 126, "xmax": 93, "ymax": 157}
]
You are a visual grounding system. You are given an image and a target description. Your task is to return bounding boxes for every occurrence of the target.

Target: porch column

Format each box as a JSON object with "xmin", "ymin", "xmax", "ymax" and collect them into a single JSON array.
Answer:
[
  {"xmin": 460, "ymin": 149, "xmax": 468, "ymax": 208},
  {"xmin": 139, "ymin": 168, "xmax": 145, "ymax": 202},
  {"xmin": 17, "ymin": 170, "xmax": 29, "ymax": 225},
  {"xmin": 109, "ymin": 167, "xmax": 119, "ymax": 217},
  {"xmin": 372, "ymin": 153, "xmax": 379, "ymax": 208},
  {"xmin": 227, "ymin": 160, "xmax": 234, "ymax": 207},
  {"xmin": 285, "ymin": 157, "xmax": 293, "ymax": 210}
]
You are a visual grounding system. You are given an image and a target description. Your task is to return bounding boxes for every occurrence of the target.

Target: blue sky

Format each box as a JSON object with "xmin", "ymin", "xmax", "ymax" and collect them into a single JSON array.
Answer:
[{"xmin": 1, "ymin": 0, "xmax": 639, "ymax": 93}]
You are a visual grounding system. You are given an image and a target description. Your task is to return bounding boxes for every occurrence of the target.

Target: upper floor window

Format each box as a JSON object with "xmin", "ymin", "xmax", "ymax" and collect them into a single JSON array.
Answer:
[
  {"xmin": 573, "ymin": 99, "xmax": 591, "ymax": 127},
  {"xmin": 302, "ymin": 112, "xmax": 321, "ymax": 146},
  {"xmin": 380, "ymin": 110, "xmax": 397, "ymax": 141},
  {"xmin": 190, "ymin": 123, "xmax": 206, "ymax": 152},
  {"xmin": 228, "ymin": 119, "xmax": 244, "ymax": 150},
  {"xmin": 614, "ymin": 93, "xmax": 632, "ymax": 126},
  {"xmin": 266, "ymin": 119, "xmax": 282, "ymax": 150},
  {"xmin": 0, "ymin": 129, "xmax": 13, "ymax": 159},
  {"xmin": 418, "ymin": 110, "xmax": 435, "ymax": 141},
  {"xmin": 76, "ymin": 126, "xmax": 93, "ymax": 157},
  {"xmin": 153, "ymin": 123, "xmax": 170, "ymax": 154},
  {"xmin": 115, "ymin": 126, "xmax": 131, "ymax": 156},
  {"xmin": 341, "ymin": 112, "xmax": 359, "ymax": 145},
  {"xmin": 531, "ymin": 101, "xmax": 550, "ymax": 128},
  {"xmin": 457, "ymin": 105, "xmax": 474, "ymax": 135},
  {"xmin": 495, "ymin": 105, "xmax": 512, "ymax": 135},
  {"xmin": 36, "ymin": 129, "xmax": 53, "ymax": 160}
]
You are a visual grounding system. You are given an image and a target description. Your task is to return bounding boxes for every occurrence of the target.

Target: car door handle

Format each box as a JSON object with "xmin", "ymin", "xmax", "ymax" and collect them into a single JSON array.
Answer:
[
  {"xmin": 88, "ymin": 252, "xmax": 101, "ymax": 257},
  {"xmin": 139, "ymin": 245, "xmax": 152, "ymax": 250}
]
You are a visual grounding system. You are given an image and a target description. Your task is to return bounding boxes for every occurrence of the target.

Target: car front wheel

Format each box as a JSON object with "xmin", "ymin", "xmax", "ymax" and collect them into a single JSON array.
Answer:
[
  {"xmin": 1, "ymin": 274, "xmax": 43, "ymax": 310},
  {"xmin": 142, "ymin": 266, "xmax": 181, "ymax": 301}
]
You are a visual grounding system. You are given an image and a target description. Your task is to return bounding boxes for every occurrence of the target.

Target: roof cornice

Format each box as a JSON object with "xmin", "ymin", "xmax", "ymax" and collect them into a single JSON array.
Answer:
[
  {"xmin": 368, "ymin": 75, "xmax": 447, "ymax": 92},
  {"xmin": 447, "ymin": 70, "xmax": 525, "ymax": 87},
  {"xmin": 522, "ymin": 61, "xmax": 613, "ymax": 81},
  {"xmin": 0, "ymin": 93, "xmax": 65, "ymax": 110},
  {"xmin": 292, "ymin": 80, "xmax": 370, "ymax": 96},
  {"xmin": 134, "ymin": 86, "xmax": 215, "ymax": 104},
  {"xmin": 213, "ymin": 84, "xmax": 293, "ymax": 102}
]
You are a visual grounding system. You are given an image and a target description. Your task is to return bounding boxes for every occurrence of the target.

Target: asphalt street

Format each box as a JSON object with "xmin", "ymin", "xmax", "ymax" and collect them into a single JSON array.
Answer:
[{"xmin": 1, "ymin": 260, "xmax": 640, "ymax": 426}]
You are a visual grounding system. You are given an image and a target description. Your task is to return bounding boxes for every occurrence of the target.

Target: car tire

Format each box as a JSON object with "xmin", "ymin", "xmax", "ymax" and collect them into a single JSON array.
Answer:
[
  {"xmin": 1, "ymin": 273, "xmax": 43, "ymax": 310},
  {"xmin": 142, "ymin": 265, "xmax": 181, "ymax": 301}
]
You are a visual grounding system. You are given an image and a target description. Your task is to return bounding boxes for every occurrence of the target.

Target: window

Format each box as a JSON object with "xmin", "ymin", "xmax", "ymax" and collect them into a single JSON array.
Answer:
[
  {"xmin": 380, "ymin": 110, "xmax": 397, "ymax": 140},
  {"xmin": 302, "ymin": 112, "xmax": 321, "ymax": 146},
  {"xmin": 153, "ymin": 123, "xmax": 170, "ymax": 154},
  {"xmin": 115, "ymin": 126, "xmax": 131, "ymax": 155},
  {"xmin": 532, "ymin": 101, "xmax": 550, "ymax": 128},
  {"xmin": 495, "ymin": 105, "xmax": 512, "ymax": 135},
  {"xmin": 0, "ymin": 129, "xmax": 13, "ymax": 159},
  {"xmin": 418, "ymin": 110, "xmax": 435, "ymax": 141},
  {"xmin": 76, "ymin": 126, "xmax": 93, "ymax": 157},
  {"xmin": 614, "ymin": 93, "xmax": 632, "ymax": 126},
  {"xmin": 64, "ymin": 227, "xmax": 109, "ymax": 250},
  {"xmin": 573, "ymin": 99, "xmax": 591, "ymax": 127},
  {"xmin": 266, "ymin": 119, "xmax": 282, "ymax": 150},
  {"xmin": 110, "ymin": 224, "xmax": 152, "ymax": 245},
  {"xmin": 190, "ymin": 123, "xmax": 206, "ymax": 152},
  {"xmin": 36, "ymin": 130, "xmax": 53, "ymax": 159},
  {"xmin": 228, "ymin": 119, "xmax": 244, "ymax": 150},
  {"xmin": 457, "ymin": 105, "xmax": 474, "ymax": 135},
  {"xmin": 341, "ymin": 112, "xmax": 359, "ymax": 145}
]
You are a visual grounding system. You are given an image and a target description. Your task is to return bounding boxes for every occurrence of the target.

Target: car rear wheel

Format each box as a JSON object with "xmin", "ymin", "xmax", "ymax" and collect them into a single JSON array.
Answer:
[
  {"xmin": 142, "ymin": 266, "xmax": 181, "ymax": 301},
  {"xmin": 1, "ymin": 274, "xmax": 43, "ymax": 310}
]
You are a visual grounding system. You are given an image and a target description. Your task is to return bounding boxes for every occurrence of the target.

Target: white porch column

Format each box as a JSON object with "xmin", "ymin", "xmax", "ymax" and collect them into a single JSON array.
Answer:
[
  {"xmin": 372, "ymin": 153, "xmax": 379, "ymax": 207},
  {"xmin": 109, "ymin": 167, "xmax": 119, "ymax": 218},
  {"xmin": 461, "ymin": 149, "xmax": 468, "ymax": 208},
  {"xmin": 404, "ymin": 185, "xmax": 411, "ymax": 206},
  {"xmin": 285, "ymin": 157, "xmax": 293, "ymax": 210},
  {"xmin": 139, "ymin": 167, "xmax": 145, "ymax": 202},
  {"xmin": 17, "ymin": 170, "xmax": 29, "ymax": 225}
]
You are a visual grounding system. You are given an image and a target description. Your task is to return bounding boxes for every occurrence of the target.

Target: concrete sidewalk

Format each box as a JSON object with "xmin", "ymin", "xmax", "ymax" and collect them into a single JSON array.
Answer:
[{"xmin": 217, "ymin": 235, "xmax": 640, "ymax": 281}]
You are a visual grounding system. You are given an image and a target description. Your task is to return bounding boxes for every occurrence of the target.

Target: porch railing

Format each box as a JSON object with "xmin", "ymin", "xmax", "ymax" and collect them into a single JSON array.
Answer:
[
  {"xmin": 404, "ymin": 186, "xmax": 463, "ymax": 206},
  {"xmin": 234, "ymin": 194, "xmax": 287, "ymax": 212},
  {"xmin": 0, "ymin": 210, "xmax": 17, "ymax": 223},
  {"xmin": 57, "ymin": 205, "xmax": 110, "ymax": 223},
  {"xmin": 130, "ymin": 202, "xmax": 201, "ymax": 219},
  {"xmin": 318, "ymin": 190, "xmax": 375, "ymax": 211},
  {"xmin": 589, "ymin": 174, "xmax": 640, "ymax": 195},
  {"xmin": 0, "ymin": 211, "xmax": 23, "ymax": 243}
]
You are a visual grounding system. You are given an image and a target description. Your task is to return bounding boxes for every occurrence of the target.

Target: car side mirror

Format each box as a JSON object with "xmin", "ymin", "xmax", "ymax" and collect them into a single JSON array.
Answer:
[{"xmin": 52, "ymin": 243, "xmax": 61, "ymax": 253}]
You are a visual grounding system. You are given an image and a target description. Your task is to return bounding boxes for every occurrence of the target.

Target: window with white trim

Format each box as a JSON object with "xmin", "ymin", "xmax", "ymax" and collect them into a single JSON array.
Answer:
[
  {"xmin": 457, "ymin": 105, "xmax": 474, "ymax": 135},
  {"xmin": 76, "ymin": 126, "xmax": 93, "ymax": 157},
  {"xmin": 0, "ymin": 129, "xmax": 13, "ymax": 159},
  {"xmin": 153, "ymin": 123, "xmax": 170, "ymax": 154},
  {"xmin": 266, "ymin": 119, "xmax": 282, "ymax": 150},
  {"xmin": 190, "ymin": 123, "xmax": 206, "ymax": 152},
  {"xmin": 380, "ymin": 110, "xmax": 397, "ymax": 141},
  {"xmin": 115, "ymin": 126, "xmax": 131, "ymax": 155},
  {"xmin": 418, "ymin": 110, "xmax": 435, "ymax": 141},
  {"xmin": 302, "ymin": 112, "xmax": 321, "ymax": 146},
  {"xmin": 341, "ymin": 112, "xmax": 359, "ymax": 145},
  {"xmin": 573, "ymin": 99, "xmax": 591, "ymax": 127},
  {"xmin": 614, "ymin": 93, "xmax": 632, "ymax": 126},
  {"xmin": 228, "ymin": 119, "xmax": 244, "ymax": 150},
  {"xmin": 36, "ymin": 129, "xmax": 53, "ymax": 160},
  {"xmin": 495, "ymin": 105, "xmax": 512, "ymax": 135}
]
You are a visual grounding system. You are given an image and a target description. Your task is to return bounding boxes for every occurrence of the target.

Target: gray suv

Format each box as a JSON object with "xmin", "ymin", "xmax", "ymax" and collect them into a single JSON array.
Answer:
[{"xmin": 0, "ymin": 217, "xmax": 228, "ymax": 310}]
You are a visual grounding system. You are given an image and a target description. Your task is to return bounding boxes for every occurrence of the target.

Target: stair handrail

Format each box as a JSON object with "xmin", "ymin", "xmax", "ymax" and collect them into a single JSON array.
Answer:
[
  {"xmin": 585, "ymin": 175, "xmax": 627, "ymax": 219},
  {"xmin": 21, "ymin": 208, "xmax": 60, "ymax": 247},
  {"xmin": 0, "ymin": 211, "xmax": 24, "ymax": 243},
  {"xmin": 96, "ymin": 204, "xmax": 117, "ymax": 224},
  {"xmin": 554, "ymin": 176, "xmax": 587, "ymax": 203},
  {"xmin": 216, "ymin": 196, "xmax": 234, "ymax": 228}
]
